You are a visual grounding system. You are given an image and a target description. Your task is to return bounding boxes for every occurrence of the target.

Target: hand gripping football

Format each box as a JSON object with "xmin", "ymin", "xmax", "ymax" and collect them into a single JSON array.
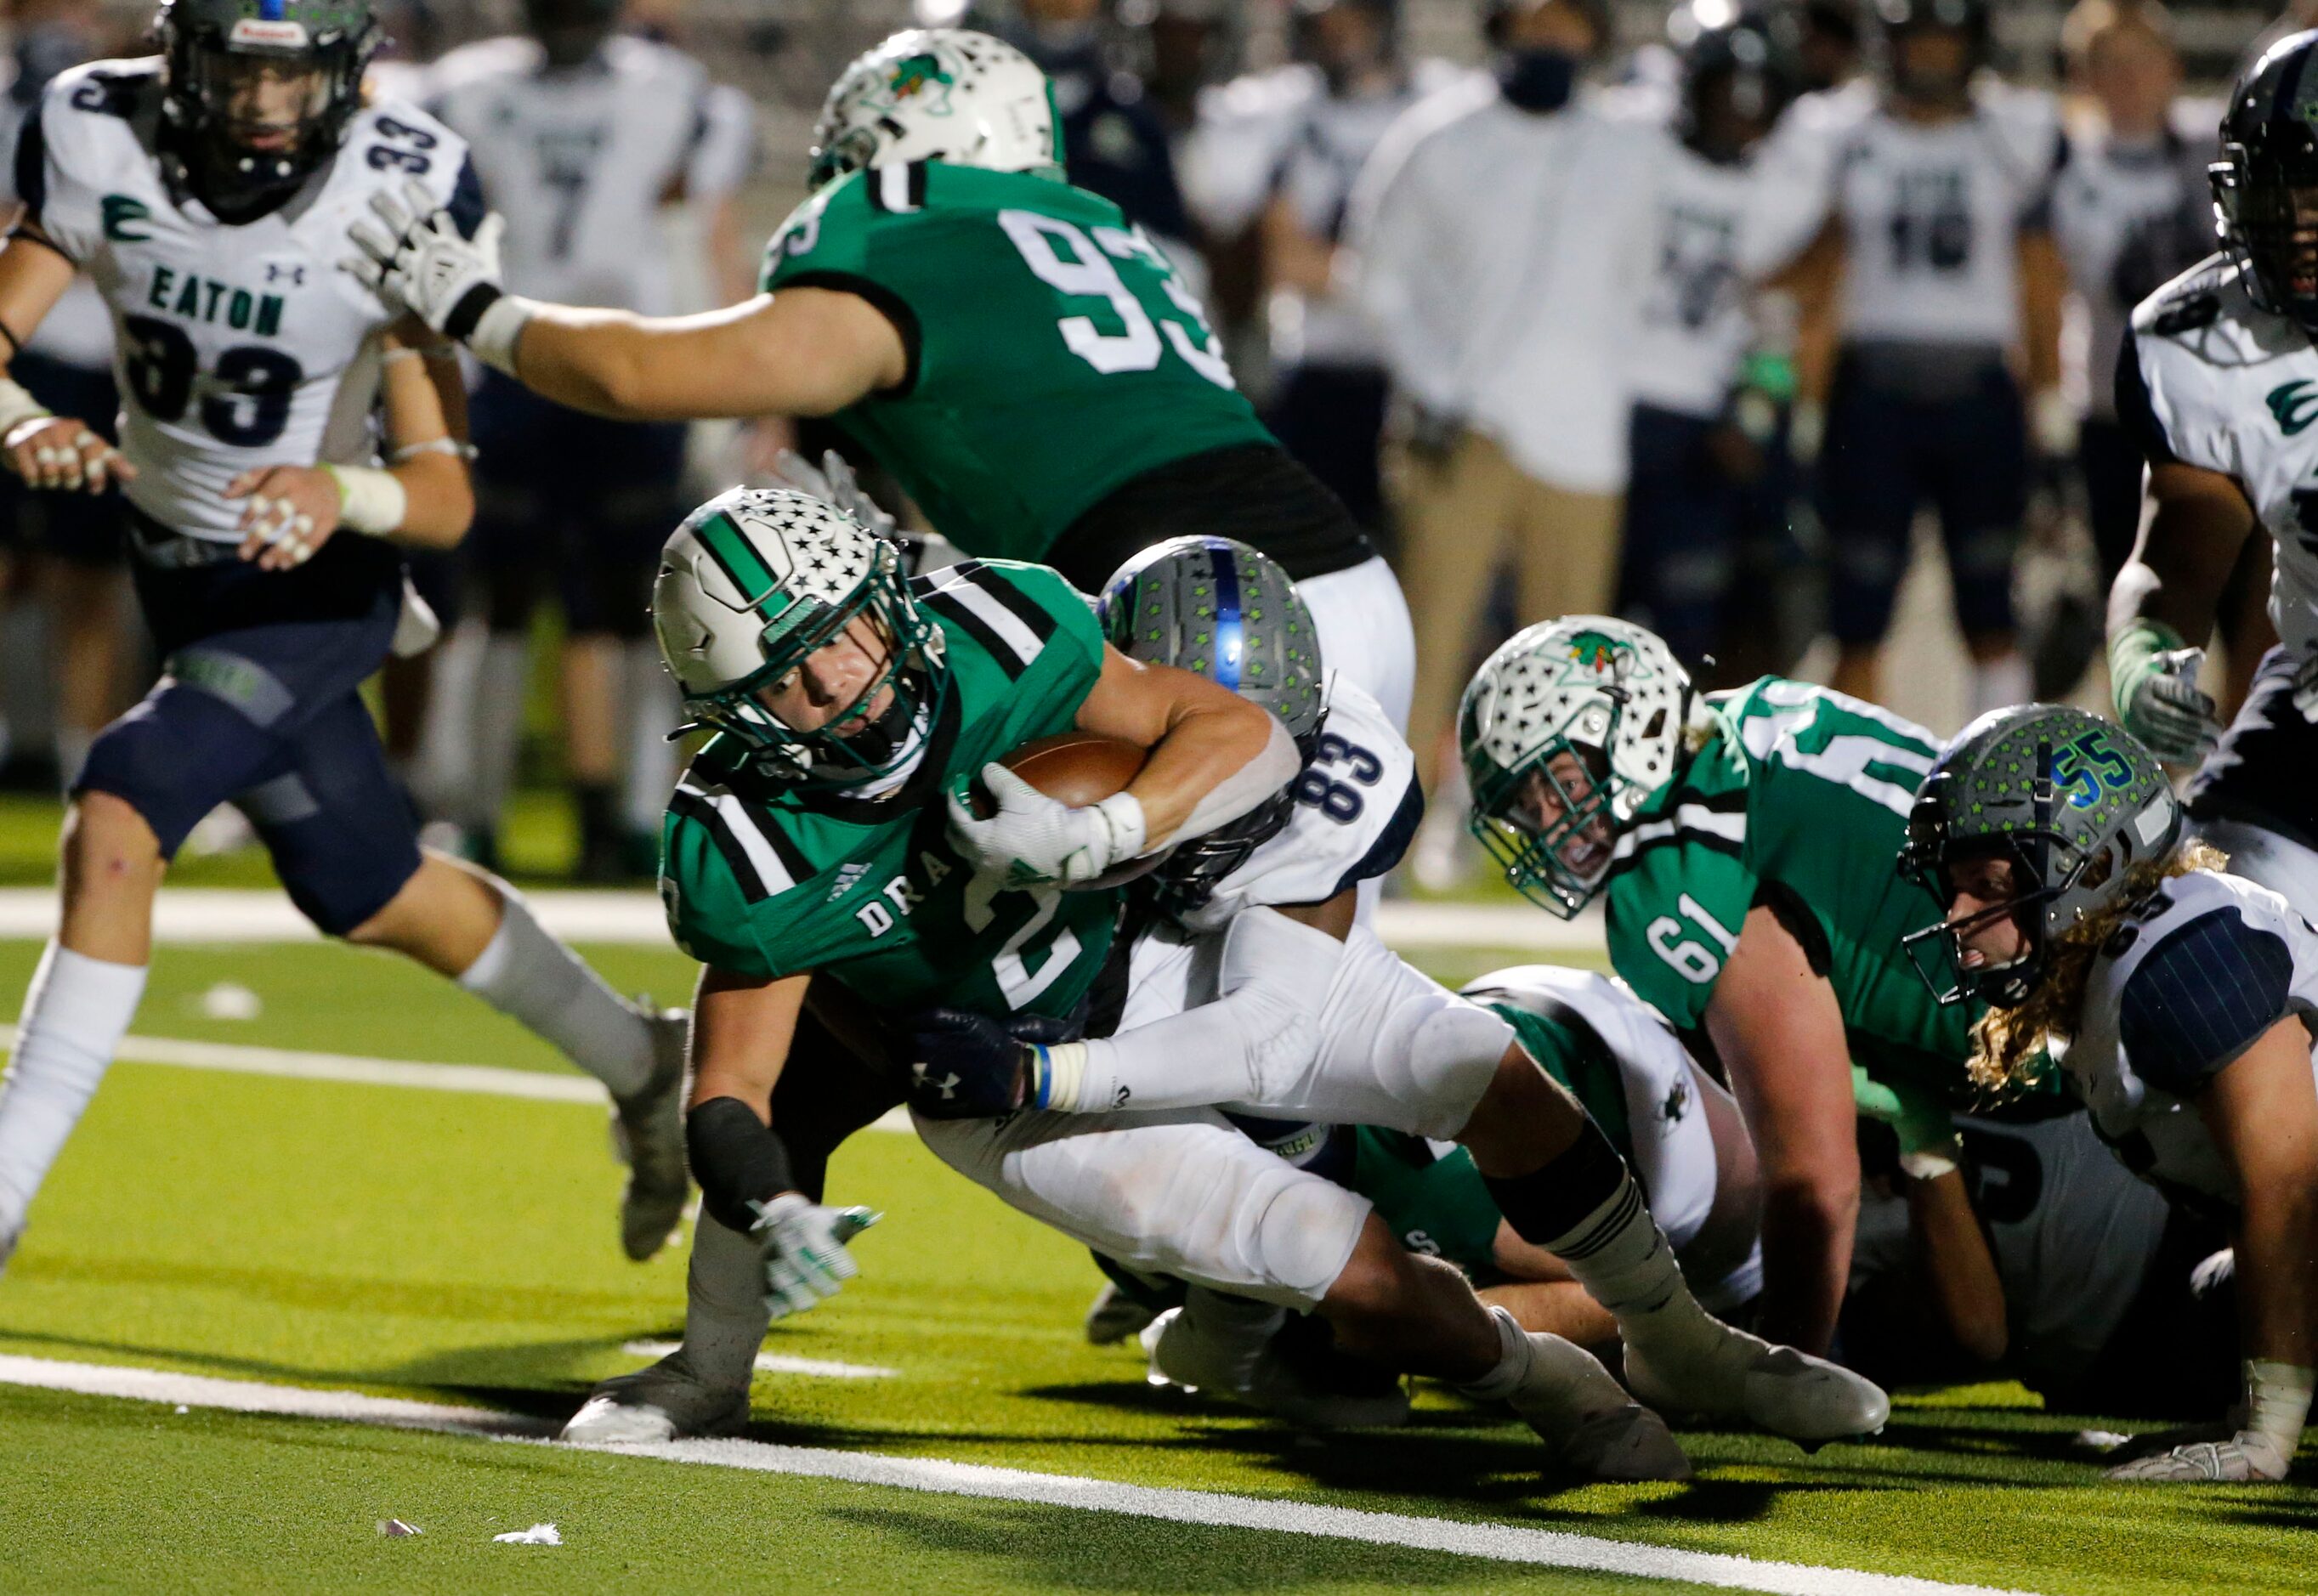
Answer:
[{"xmin": 969, "ymin": 732, "xmax": 1161, "ymax": 889}]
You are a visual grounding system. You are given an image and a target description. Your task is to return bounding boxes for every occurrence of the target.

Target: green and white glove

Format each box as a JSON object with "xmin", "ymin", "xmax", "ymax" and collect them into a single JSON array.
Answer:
[
  {"xmin": 1852, "ymin": 1065, "xmax": 1962, "ymax": 1180},
  {"xmin": 2110, "ymin": 620, "xmax": 2219, "ymax": 764},
  {"xmin": 748, "ymin": 1193, "xmax": 880, "ymax": 1322}
]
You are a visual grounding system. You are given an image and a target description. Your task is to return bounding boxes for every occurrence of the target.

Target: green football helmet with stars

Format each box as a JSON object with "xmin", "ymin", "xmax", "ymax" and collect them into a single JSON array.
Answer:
[
  {"xmin": 651, "ymin": 487, "xmax": 947, "ymax": 789},
  {"xmin": 1897, "ymin": 703, "xmax": 2182, "ymax": 1007}
]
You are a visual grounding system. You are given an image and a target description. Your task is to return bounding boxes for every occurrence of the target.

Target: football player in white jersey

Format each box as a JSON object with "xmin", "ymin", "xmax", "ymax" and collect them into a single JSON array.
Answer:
[
  {"xmin": 422, "ymin": 0, "xmax": 756, "ymax": 881},
  {"xmin": 2110, "ymin": 30, "xmax": 2318, "ymax": 919},
  {"xmin": 0, "ymin": 0, "xmax": 691, "ymax": 1271},
  {"xmin": 1901, "ymin": 703, "xmax": 2316, "ymax": 1481},
  {"xmin": 568, "ymin": 531, "xmax": 1885, "ymax": 1467},
  {"xmin": 1620, "ymin": 6, "xmax": 1801, "ymax": 676},
  {"xmin": 1778, "ymin": 0, "xmax": 2064, "ymax": 716}
]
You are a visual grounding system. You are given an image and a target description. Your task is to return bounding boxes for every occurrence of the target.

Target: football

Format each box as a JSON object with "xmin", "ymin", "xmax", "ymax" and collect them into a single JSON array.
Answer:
[{"xmin": 973, "ymin": 731, "xmax": 1148, "ymax": 815}]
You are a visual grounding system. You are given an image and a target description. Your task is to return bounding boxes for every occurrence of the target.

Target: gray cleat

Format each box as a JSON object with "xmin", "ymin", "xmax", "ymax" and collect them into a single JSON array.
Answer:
[
  {"xmin": 560, "ymin": 1349, "xmax": 748, "ymax": 1445},
  {"xmin": 611, "ymin": 1008, "xmax": 691, "ymax": 1262}
]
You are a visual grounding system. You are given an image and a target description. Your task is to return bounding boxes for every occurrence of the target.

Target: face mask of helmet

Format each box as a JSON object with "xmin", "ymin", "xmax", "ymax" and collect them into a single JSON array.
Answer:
[
  {"xmin": 162, "ymin": 3, "xmax": 376, "ymax": 219},
  {"xmin": 2216, "ymin": 167, "xmax": 2318, "ymax": 333},
  {"xmin": 524, "ymin": 0, "xmax": 620, "ymax": 69},
  {"xmin": 1896, "ymin": 767, "xmax": 2073, "ymax": 1008},
  {"xmin": 1470, "ymin": 733, "xmax": 1623, "ymax": 918}
]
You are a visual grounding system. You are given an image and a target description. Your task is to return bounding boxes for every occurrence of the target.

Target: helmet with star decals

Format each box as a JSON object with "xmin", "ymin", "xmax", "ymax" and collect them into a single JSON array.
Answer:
[
  {"xmin": 1459, "ymin": 617, "xmax": 1697, "ymax": 919},
  {"xmin": 808, "ymin": 28, "xmax": 1059, "ymax": 191},
  {"xmin": 1896, "ymin": 703, "xmax": 2181, "ymax": 1007},
  {"xmin": 651, "ymin": 487, "xmax": 948, "ymax": 788}
]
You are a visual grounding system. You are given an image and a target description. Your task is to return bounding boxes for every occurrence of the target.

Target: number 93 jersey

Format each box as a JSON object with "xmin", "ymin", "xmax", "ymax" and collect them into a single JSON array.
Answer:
[
  {"xmin": 761, "ymin": 161, "xmax": 1272, "ymax": 565},
  {"xmin": 1603, "ymin": 677, "xmax": 1979, "ymax": 1100},
  {"xmin": 17, "ymin": 59, "xmax": 479, "ymax": 541}
]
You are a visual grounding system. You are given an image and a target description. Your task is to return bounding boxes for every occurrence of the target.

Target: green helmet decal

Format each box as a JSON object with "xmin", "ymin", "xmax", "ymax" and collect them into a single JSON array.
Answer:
[{"xmin": 1897, "ymin": 704, "xmax": 2181, "ymax": 1007}]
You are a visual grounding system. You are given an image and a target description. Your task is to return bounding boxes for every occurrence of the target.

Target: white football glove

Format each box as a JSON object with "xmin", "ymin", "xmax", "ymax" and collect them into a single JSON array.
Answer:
[
  {"xmin": 2105, "ymin": 1429, "xmax": 2291, "ymax": 1483},
  {"xmin": 946, "ymin": 765, "xmax": 1147, "ymax": 889},
  {"xmin": 344, "ymin": 178, "xmax": 508, "ymax": 339},
  {"xmin": 747, "ymin": 1192, "xmax": 879, "ymax": 1322},
  {"xmin": 2114, "ymin": 642, "xmax": 2219, "ymax": 764}
]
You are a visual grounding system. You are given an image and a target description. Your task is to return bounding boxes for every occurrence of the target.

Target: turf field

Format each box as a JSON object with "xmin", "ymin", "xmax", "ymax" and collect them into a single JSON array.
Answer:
[{"xmin": 0, "ymin": 920, "xmax": 2309, "ymax": 1596}]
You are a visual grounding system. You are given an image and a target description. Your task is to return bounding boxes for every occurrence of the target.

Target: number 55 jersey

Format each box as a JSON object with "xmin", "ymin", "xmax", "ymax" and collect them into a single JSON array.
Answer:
[
  {"xmin": 1604, "ymin": 677, "xmax": 1980, "ymax": 1100},
  {"xmin": 16, "ymin": 59, "xmax": 477, "ymax": 545}
]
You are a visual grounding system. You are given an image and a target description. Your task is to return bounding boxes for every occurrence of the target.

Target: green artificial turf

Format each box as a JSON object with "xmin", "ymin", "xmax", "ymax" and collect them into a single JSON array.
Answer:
[{"xmin": 0, "ymin": 957, "xmax": 2306, "ymax": 1596}]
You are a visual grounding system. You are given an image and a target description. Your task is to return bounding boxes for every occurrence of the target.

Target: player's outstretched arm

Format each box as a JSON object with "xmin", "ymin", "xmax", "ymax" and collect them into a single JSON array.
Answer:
[
  {"xmin": 343, "ymin": 182, "xmax": 904, "ymax": 422},
  {"xmin": 2106, "ymin": 460, "xmax": 2255, "ymax": 761},
  {"xmin": 0, "ymin": 224, "xmax": 133, "ymax": 493},
  {"xmin": 2110, "ymin": 1017, "xmax": 2316, "ymax": 1482},
  {"xmin": 1703, "ymin": 906, "xmax": 1858, "ymax": 1358}
]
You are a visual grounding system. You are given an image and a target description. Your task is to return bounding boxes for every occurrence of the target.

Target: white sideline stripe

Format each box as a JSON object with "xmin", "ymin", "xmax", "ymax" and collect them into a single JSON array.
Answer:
[
  {"xmin": 620, "ymin": 1339, "xmax": 897, "ymax": 1380},
  {"xmin": 0, "ymin": 1354, "xmax": 2031, "ymax": 1596},
  {"xmin": 0, "ymin": 888, "xmax": 1604, "ymax": 954}
]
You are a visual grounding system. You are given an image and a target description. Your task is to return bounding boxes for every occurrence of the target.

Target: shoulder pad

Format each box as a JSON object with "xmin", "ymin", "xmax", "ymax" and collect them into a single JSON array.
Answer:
[
  {"xmin": 2117, "ymin": 892, "xmax": 2297, "ymax": 1095},
  {"xmin": 50, "ymin": 59, "xmax": 156, "ymax": 122},
  {"xmin": 2151, "ymin": 292, "xmax": 2222, "ymax": 337}
]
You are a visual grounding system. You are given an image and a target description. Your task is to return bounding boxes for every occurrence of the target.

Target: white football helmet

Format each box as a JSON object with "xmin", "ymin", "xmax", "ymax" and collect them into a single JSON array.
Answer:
[
  {"xmin": 808, "ymin": 29, "xmax": 1059, "ymax": 189},
  {"xmin": 1459, "ymin": 617, "xmax": 1697, "ymax": 917},
  {"xmin": 653, "ymin": 487, "xmax": 946, "ymax": 785}
]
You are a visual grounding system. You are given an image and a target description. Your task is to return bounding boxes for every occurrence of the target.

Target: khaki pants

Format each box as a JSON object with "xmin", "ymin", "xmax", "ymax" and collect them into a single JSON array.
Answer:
[{"xmin": 1386, "ymin": 427, "xmax": 1624, "ymax": 788}]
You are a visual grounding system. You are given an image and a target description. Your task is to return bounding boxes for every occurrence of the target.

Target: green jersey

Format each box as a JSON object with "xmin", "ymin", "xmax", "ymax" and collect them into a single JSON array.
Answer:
[
  {"xmin": 1604, "ymin": 678, "xmax": 1975, "ymax": 1098},
  {"xmin": 659, "ymin": 559, "xmax": 1117, "ymax": 1020},
  {"xmin": 761, "ymin": 161, "xmax": 1273, "ymax": 563}
]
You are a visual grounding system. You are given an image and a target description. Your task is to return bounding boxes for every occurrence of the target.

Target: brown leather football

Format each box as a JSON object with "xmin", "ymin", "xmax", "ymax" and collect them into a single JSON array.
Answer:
[{"xmin": 969, "ymin": 732, "xmax": 1148, "ymax": 817}]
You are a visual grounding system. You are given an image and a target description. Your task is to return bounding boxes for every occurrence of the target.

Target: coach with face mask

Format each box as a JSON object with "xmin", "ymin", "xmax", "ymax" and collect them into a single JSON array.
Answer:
[{"xmin": 1344, "ymin": 0, "xmax": 1668, "ymax": 846}]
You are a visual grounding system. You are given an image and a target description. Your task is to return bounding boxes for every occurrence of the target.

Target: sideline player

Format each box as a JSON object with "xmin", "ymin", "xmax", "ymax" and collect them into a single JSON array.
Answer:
[
  {"xmin": 2108, "ymin": 29, "xmax": 2318, "ymax": 914},
  {"xmin": 345, "ymin": 26, "xmax": 1417, "ymax": 729},
  {"xmin": 1459, "ymin": 616, "xmax": 1978, "ymax": 1355},
  {"xmin": 0, "ymin": 0, "xmax": 687, "ymax": 1268},
  {"xmin": 423, "ymin": 0, "xmax": 756, "ymax": 880},
  {"xmin": 1900, "ymin": 703, "xmax": 2314, "ymax": 1483}
]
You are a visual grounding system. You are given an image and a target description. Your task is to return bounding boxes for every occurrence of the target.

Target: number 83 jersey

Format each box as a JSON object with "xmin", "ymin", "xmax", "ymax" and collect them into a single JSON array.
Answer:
[
  {"xmin": 762, "ymin": 161, "xmax": 1272, "ymax": 565},
  {"xmin": 17, "ymin": 59, "xmax": 479, "ymax": 541}
]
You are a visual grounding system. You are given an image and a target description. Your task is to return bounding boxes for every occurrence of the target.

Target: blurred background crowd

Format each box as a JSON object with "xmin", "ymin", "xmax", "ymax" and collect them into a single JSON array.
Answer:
[{"xmin": 0, "ymin": 0, "xmax": 2296, "ymax": 887}]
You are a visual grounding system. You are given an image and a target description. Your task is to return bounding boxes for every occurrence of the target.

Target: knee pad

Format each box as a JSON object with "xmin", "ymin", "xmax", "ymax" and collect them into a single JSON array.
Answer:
[
  {"xmin": 1250, "ymin": 1173, "xmax": 1371, "ymax": 1304},
  {"xmin": 1380, "ymin": 995, "xmax": 1517, "ymax": 1141}
]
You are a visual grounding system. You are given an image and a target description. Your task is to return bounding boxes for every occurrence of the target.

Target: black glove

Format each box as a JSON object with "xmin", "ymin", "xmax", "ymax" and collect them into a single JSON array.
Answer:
[{"xmin": 904, "ymin": 1006, "xmax": 1039, "ymax": 1120}]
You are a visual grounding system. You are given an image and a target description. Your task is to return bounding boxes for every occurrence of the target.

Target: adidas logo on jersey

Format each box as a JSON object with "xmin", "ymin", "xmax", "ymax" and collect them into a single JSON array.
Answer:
[{"xmin": 827, "ymin": 862, "xmax": 872, "ymax": 903}]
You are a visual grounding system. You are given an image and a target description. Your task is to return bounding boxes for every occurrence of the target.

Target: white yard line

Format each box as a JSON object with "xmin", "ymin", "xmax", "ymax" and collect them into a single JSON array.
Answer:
[
  {"xmin": 618, "ymin": 1339, "xmax": 896, "ymax": 1380},
  {"xmin": 0, "ymin": 1354, "xmax": 2033, "ymax": 1596},
  {"xmin": 0, "ymin": 887, "xmax": 1603, "ymax": 954}
]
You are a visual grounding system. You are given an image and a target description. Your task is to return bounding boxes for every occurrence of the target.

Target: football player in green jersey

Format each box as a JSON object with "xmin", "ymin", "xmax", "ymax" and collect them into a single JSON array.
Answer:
[
  {"xmin": 345, "ymin": 26, "xmax": 1415, "ymax": 726},
  {"xmin": 1459, "ymin": 616, "xmax": 1977, "ymax": 1356}
]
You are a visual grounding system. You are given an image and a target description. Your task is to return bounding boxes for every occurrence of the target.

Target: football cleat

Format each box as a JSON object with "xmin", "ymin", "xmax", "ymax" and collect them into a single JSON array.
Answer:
[
  {"xmin": 1624, "ymin": 1333, "xmax": 1890, "ymax": 1445},
  {"xmin": 1144, "ymin": 1293, "xmax": 1410, "ymax": 1430},
  {"xmin": 1084, "ymin": 1281, "xmax": 1160, "ymax": 1347},
  {"xmin": 1482, "ymin": 1324, "xmax": 1692, "ymax": 1482},
  {"xmin": 611, "ymin": 1008, "xmax": 692, "ymax": 1262},
  {"xmin": 559, "ymin": 1350, "xmax": 748, "ymax": 1446}
]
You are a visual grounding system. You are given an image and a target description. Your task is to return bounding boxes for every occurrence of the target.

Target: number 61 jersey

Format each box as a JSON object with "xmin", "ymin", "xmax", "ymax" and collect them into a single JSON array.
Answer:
[{"xmin": 16, "ymin": 59, "xmax": 477, "ymax": 541}]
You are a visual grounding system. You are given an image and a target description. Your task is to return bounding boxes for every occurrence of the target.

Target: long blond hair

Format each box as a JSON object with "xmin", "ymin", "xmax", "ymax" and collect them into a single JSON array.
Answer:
[{"xmin": 1967, "ymin": 838, "xmax": 2230, "ymax": 1090}]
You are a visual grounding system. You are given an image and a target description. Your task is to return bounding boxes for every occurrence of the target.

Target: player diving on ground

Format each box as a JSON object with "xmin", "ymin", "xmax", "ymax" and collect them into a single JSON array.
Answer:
[{"xmin": 0, "ymin": 0, "xmax": 688, "ymax": 1269}]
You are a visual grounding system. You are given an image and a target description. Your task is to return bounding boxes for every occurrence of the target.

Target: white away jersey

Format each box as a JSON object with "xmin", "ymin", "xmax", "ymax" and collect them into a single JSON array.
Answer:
[
  {"xmin": 1462, "ymin": 964, "xmax": 1762, "ymax": 1309},
  {"xmin": 1176, "ymin": 671, "xmax": 1420, "ymax": 935},
  {"xmin": 1632, "ymin": 140, "xmax": 1760, "ymax": 419},
  {"xmin": 0, "ymin": 74, "xmax": 109, "ymax": 370},
  {"xmin": 426, "ymin": 36, "xmax": 753, "ymax": 315},
  {"xmin": 2121, "ymin": 254, "xmax": 2318, "ymax": 659},
  {"xmin": 1820, "ymin": 83, "xmax": 2062, "ymax": 347},
  {"xmin": 20, "ymin": 59, "xmax": 475, "ymax": 540},
  {"xmin": 2055, "ymin": 869, "xmax": 2318, "ymax": 1205}
]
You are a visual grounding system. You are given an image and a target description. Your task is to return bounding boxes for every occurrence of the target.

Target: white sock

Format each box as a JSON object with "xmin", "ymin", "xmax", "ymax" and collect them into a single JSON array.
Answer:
[
  {"xmin": 457, "ymin": 885, "xmax": 654, "ymax": 1098},
  {"xmin": 1458, "ymin": 1304, "xmax": 1629, "ymax": 1422},
  {"xmin": 463, "ymin": 633, "xmax": 531, "ymax": 833},
  {"xmin": 0, "ymin": 942, "xmax": 147, "ymax": 1233},
  {"xmin": 683, "ymin": 1212, "xmax": 772, "ymax": 1390},
  {"xmin": 1968, "ymin": 651, "xmax": 2032, "ymax": 722},
  {"xmin": 1541, "ymin": 1175, "xmax": 1724, "ymax": 1367},
  {"xmin": 409, "ymin": 620, "xmax": 485, "ymax": 817},
  {"xmin": 623, "ymin": 641, "xmax": 680, "ymax": 835}
]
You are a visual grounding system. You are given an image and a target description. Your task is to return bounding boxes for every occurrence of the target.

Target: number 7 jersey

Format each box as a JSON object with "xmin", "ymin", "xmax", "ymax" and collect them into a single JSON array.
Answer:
[
  {"xmin": 17, "ymin": 59, "xmax": 478, "ymax": 540},
  {"xmin": 761, "ymin": 161, "xmax": 1272, "ymax": 564},
  {"xmin": 1604, "ymin": 678, "xmax": 1979, "ymax": 1098}
]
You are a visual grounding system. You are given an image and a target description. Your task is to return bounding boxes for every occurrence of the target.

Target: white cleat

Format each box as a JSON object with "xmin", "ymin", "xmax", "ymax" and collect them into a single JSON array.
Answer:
[
  {"xmin": 559, "ymin": 1351, "xmax": 747, "ymax": 1445},
  {"xmin": 1145, "ymin": 1294, "xmax": 1410, "ymax": 1430},
  {"xmin": 1625, "ymin": 1333, "xmax": 1889, "ymax": 1446},
  {"xmin": 611, "ymin": 1009, "xmax": 692, "ymax": 1262},
  {"xmin": 1486, "ymin": 1327, "xmax": 1692, "ymax": 1482},
  {"xmin": 1085, "ymin": 1281, "xmax": 1161, "ymax": 1346},
  {"xmin": 1557, "ymin": 1402, "xmax": 1696, "ymax": 1483}
]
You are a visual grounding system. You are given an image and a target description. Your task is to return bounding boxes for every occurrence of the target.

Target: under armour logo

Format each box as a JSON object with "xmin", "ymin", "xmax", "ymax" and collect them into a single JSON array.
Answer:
[
  {"xmin": 912, "ymin": 1061, "xmax": 960, "ymax": 1101},
  {"xmin": 265, "ymin": 263, "xmax": 306, "ymax": 286}
]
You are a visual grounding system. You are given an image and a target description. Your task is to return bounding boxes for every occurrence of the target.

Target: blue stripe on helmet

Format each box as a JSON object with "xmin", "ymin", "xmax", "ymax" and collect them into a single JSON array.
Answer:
[
  {"xmin": 1205, "ymin": 537, "xmax": 1243, "ymax": 690},
  {"xmin": 259, "ymin": 0, "xmax": 286, "ymax": 19}
]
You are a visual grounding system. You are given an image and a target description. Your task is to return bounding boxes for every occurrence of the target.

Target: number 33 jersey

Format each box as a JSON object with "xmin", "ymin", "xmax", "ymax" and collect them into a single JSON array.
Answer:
[
  {"xmin": 17, "ymin": 59, "xmax": 479, "ymax": 541},
  {"xmin": 1603, "ymin": 677, "xmax": 1978, "ymax": 1099},
  {"xmin": 761, "ymin": 161, "xmax": 1272, "ymax": 565}
]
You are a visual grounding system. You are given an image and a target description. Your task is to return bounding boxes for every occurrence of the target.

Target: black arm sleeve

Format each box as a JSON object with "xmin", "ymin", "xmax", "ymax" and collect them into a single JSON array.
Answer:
[{"xmin": 686, "ymin": 1095, "xmax": 798, "ymax": 1235}]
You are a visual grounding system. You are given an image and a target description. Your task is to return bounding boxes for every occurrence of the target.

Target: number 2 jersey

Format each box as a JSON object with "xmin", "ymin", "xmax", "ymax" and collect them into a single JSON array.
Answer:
[
  {"xmin": 16, "ymin": 59, "xmax": 478, "ymax": 544},
  {"xmin": 659, "ymin": 559, "xmax": 1120, "ymax": 1022},
  {"xmin": 1605, "ymin": 677, "xmax": 1979, "ymax": 1099},
  {"xmin": 759, "ymin": 161, "xmax": 1273, "ymax": 566},
  {"xmin": 2054, "ymin": 868, "xmax": 2318, "ymax": 1207}
]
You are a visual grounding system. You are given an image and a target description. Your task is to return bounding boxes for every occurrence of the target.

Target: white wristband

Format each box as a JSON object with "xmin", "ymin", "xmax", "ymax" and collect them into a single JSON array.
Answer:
[
  {"xmin": 468, "ymin": 293, "xmax": 538, "ymax": 378},
  {"xmin": 323, "ymin": 463, "xmax": 408, "ymax": 536},
  {"xmin": 0, "ymin": 375, "xmax": 53, "ymax": 442},
  {"xmin": 1899, "ymin": 1148, "xmax": 1960, "ymax": 1182}
]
